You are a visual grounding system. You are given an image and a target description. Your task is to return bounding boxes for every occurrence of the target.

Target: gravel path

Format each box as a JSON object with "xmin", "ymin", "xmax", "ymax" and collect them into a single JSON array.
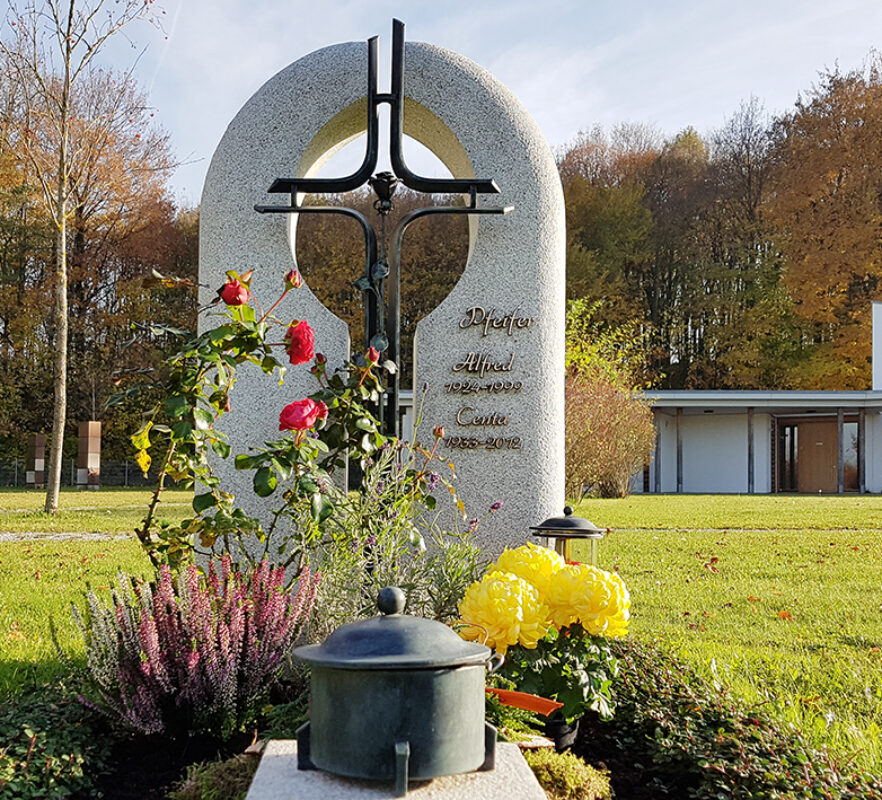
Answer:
[{"xmin": 0, "ymin": 531, "xmax": 134, "ymax": 541}]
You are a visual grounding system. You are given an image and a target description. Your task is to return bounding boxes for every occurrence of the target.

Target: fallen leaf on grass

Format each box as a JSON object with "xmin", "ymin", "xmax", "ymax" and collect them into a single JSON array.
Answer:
[
  {"xmin": 778, "ymin": 611, "xmax": 793, "ymax": 621},
  {"xmin": 747, "ymin": 596, "xmax": 761, "ymax": 603}
]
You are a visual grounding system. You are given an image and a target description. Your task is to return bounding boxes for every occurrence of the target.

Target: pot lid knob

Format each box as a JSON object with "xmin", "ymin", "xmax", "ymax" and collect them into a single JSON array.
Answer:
[{"xmin": 377, "ymin": 586, "xmax": 406, "ymax": 616}]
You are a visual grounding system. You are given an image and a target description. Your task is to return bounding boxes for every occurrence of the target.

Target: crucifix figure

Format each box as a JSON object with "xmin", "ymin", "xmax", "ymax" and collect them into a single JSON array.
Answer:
[{"xmin": 255, "ymin": 19, "xmax": 513, "ymax": 437}]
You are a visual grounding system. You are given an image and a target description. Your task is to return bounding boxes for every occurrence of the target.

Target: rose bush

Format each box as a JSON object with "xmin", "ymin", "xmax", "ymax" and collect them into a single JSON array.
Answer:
[{"xmin": 118, "ymin": 266, "xmax": 488, "ymax": 625}]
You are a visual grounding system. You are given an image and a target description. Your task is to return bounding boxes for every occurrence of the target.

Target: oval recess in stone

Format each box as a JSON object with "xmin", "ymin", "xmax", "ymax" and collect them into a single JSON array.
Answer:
[{"xmin": 294, "ymin": 135, "xmax": 469, "ymax": 388}]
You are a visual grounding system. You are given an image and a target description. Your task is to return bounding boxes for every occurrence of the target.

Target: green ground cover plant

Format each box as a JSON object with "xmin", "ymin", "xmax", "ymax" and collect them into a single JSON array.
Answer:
[
  {"xmin": 585, "ymin": 638, "xmax": 882, "ymax": 799},
  {"xmin": 574, "ymin": 494, "xmax": 882, "ymax": 774},
  {"xmin": 0, "ymin": 682, "xmax": 116, "ymax": 800}
]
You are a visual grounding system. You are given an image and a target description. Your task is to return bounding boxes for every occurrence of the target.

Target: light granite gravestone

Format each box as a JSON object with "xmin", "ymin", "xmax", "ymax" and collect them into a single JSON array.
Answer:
[{"xmin": 199, "ymin": 31, "xmax": 565, "ymax": 555}]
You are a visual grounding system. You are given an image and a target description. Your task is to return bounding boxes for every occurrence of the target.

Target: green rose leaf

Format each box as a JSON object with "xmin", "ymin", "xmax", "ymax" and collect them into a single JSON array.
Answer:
[
  {"xmin": 166, "ymin": 395, "xmax": 191, "ymax": 418},
  {"xmin": 254, "ymin": 467, "xmax": 277, "ymax": 497},
  {"xmin": 193, "ymin": 493, "xmax": 217, "ymax": 513},
  {"xmin": 172, "ymin": 421, "xmax": 193, "ymax": 440},
  {"xmin": 193, "ymin": 408, "xmax": 215, "ymax": 430}
]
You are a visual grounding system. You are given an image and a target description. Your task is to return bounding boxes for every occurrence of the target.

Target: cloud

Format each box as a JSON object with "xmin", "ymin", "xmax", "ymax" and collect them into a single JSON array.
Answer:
[{"xmin": 113, "ymin": 0, "xmax": 882, "ymax": 202}]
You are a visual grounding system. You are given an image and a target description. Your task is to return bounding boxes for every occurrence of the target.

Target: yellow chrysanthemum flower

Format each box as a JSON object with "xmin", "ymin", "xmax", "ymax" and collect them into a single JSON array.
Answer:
[
  {"xmin": 495, "ymin": 542, "xmax": 565, "ymax": 600},
  {"xmin": 544, "ymin": 564, "xmax": 631, "ymax": 637},
  {"xmin": 457, "ymin": 571, "xmax": 550, "ymax": 654}
]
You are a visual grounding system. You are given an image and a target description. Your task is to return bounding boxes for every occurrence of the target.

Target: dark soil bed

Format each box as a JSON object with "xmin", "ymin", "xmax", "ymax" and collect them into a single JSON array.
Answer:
[{"xmin": 77, "ymin": 731, "xmax": 253, "ymax": 800}]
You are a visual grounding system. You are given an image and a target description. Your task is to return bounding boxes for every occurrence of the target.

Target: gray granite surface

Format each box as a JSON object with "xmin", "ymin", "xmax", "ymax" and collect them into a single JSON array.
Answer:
[
  {"xmin": 245, "ymin": 740, "xmax": 547, "ymax": 800},
  {"xmin": 199, "ymin": 34, "xmax": 565, "ymax": 558}
]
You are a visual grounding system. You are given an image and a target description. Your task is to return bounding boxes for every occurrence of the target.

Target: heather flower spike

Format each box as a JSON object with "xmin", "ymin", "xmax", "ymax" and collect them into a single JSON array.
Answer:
[{"xmin": 74, "ymin": 559, "xmax": 321, "ymax": 736}]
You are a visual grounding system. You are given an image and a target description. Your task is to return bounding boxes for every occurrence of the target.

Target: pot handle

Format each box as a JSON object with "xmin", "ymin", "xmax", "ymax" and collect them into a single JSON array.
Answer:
[{"xmin": 487, "ymin": 652, "xmax": 505, "ymax": 673}]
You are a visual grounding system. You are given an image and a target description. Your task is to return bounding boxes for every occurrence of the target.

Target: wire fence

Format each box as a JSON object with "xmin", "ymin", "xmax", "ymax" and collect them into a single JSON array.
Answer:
[{"xmin": 0, "ymin": 458, "xmax": 160, "ymax": 488}]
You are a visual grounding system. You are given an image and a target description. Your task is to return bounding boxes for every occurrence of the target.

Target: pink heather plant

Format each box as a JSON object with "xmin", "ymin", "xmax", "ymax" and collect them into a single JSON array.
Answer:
[{"xmin": 73, "ymin": 555, "xmax": 320, "ymax": 738}]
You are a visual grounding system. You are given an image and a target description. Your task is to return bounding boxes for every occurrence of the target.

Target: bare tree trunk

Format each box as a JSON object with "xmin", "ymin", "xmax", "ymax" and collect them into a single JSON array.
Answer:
[
  {"xmin": 43, "ymin": 0, "xmax": 73, "ymax": 514},
  {"xmin": 0, "ymin": 1, "xmax": 158, "ymax": 514},
  {"xmin": 44, "ymin": 206, "xmax": 67, "ymax": 512}
]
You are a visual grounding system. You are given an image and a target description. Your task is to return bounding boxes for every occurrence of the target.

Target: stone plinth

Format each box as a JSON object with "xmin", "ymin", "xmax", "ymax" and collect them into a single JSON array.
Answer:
[
  {"xmin": 76, "ymin": 421, "xmax": 101, "ymax": 490},
  {"xmin": 245, "ymin": 740, "xmax": 546, "ymax": 800},
  {"xmin": 25, "ymin": 433, "xmax": 46, "ymax": 489}
]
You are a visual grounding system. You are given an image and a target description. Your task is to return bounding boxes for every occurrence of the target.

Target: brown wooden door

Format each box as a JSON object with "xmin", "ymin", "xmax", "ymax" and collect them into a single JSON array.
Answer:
[{"xmin": 797, "ymin": 420, "xmax": 838, "ymax": 493}]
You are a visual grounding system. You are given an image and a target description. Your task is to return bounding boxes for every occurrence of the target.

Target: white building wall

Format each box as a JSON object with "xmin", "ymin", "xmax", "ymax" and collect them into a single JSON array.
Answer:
[
  {"xmin": 682, "ymin": 414, "xmax": 748, "ymax": 493},
  {"xmin": 865, "ymin": 411, "xmax": 882, "ymax": 493},
  {"xmin": 645, "ymin": 411, "xmax": 772, "ymax": 494}
]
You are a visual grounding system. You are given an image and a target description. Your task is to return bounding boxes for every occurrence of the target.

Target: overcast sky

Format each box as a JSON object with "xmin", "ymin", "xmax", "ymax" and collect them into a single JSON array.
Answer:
[{"xmin": 103, "ymin": 0, "xmax": 882, "ymax": 205}]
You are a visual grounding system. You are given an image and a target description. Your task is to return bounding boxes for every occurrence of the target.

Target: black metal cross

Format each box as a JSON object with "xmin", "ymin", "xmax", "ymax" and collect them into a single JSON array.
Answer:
[{"xmin": 255, "ymin": 19, "xmax": 513, "ymax": 437}]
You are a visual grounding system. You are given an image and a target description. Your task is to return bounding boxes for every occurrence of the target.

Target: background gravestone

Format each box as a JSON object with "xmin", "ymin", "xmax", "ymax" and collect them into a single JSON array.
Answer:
[{"xmin": 200, "ymin": 35, "xmax": 565, "ymax": 556}]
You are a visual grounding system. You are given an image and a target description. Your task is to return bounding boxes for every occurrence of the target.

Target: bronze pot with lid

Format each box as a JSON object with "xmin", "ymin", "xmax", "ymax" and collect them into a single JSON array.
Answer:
[{"xmin": 294, "ymin": 587, "xmax": 502, "ymax": 796}]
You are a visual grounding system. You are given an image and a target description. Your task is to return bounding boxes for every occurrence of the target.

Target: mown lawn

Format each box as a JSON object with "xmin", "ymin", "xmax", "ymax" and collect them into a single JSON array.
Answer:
[
  {"xmin": 574, "ymin": 494, "xmax": 882, "ymax": 774},
  {"xmin": 2, "ymin": 490, "xmax": 882, "ymax": 776},
  {"xmin": 0, "ymin": 487, "xmax": 192, "ymax": 534},
  {"xmin": 0, "ymin": 538, "xmax": 152, "ymax": 695}
]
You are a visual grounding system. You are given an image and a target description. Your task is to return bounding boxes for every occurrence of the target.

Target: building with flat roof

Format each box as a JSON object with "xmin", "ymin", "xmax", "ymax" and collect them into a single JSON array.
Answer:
[{"xmin": 636, "ymin": 302, "xmax": 882, "ymax": 494}]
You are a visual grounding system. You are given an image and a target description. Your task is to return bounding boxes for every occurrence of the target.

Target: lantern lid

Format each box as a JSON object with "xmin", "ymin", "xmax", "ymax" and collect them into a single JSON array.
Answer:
[
  {"xmin": 294, "ymin": 587, "xmax": 491, "ymax": 670},
  {"xmin": 530, "ymin": 506, "xmax": 605, "ymax": 539}
]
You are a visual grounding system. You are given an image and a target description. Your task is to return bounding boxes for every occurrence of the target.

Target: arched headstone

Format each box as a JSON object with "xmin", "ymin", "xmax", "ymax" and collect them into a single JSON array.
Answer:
[{"xmin": 199, "ymin": 33, "xmax": 565, "ymax": 555}]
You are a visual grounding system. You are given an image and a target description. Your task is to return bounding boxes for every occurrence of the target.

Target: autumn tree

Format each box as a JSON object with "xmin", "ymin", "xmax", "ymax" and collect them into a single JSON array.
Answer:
[
  {"xmin": 0, "ymin": 0, "xmax": 162, "ymax": 510},
  {"xmin": 768, "ymin": 57, "xmax": 882, "ymax": 388}
]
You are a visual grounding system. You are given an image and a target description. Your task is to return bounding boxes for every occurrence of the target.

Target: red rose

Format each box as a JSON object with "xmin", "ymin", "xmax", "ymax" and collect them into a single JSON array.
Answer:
[
  {"xmin": 366, "ymin": 346, "xmax": 380, "ymax": 365},
  {"xmin": 315, "ymin": 400, "xmax": 329, "ymax": 420},
  {"xmin": 284, "ymin": 269, "xmax": 303, "ymax": 290},
  {"xmin": 285, "ymin": 320, "xmax": 315, "ymax": 365},
  {"xmin": 279, "ymin": 398, "xmax": 323, "ymax": 431},
  {"xmin": 220, "ymin": 279, "xmax": 249, "ymax": 306}
]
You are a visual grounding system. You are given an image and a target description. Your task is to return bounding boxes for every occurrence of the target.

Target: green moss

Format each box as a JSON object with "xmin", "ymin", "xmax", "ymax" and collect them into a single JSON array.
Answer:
[
  {"xmin": 523, "ymin": 748, "xmax": 611, "ymax": 800},
  {"xmin": 168, "ymin": 754, "xmax": 259, "ymax": 800}
]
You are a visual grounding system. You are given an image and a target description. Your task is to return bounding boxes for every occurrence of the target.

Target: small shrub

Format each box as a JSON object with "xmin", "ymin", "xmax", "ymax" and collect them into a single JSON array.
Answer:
[
  {"xmin": 73, "ymin": 555, "xmax": 320, "ymax": 738},
  {"xmin": 523, "ymin": 749, "xmax": 611, "ymax": 800},
  {"xmin": 309, "ymin": 436, "xmax": 490, "ymax": 632},
  {"xmin": 169, "ymin": 754, "xmax": 259, "ymax": 800},
  {"xmin": 565, "ymin": 371, "xmax": 654, "ymax": 499},
  {"xmin": 0, "ymin": 684, "xmax": 113, "ymax": 799}
]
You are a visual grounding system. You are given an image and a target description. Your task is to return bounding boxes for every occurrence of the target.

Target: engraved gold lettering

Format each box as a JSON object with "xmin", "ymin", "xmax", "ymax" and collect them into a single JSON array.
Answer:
[
  {"xmin": 455, "ymin": 406, "xmax": 509, "ymax": 426},
  {"xmin": 452, "ymin": 352, "xmax": 515, "ymax": 378},
  {"xmin": 459, "ymin": 306, "xmax": 536, "ymax": 336}
]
